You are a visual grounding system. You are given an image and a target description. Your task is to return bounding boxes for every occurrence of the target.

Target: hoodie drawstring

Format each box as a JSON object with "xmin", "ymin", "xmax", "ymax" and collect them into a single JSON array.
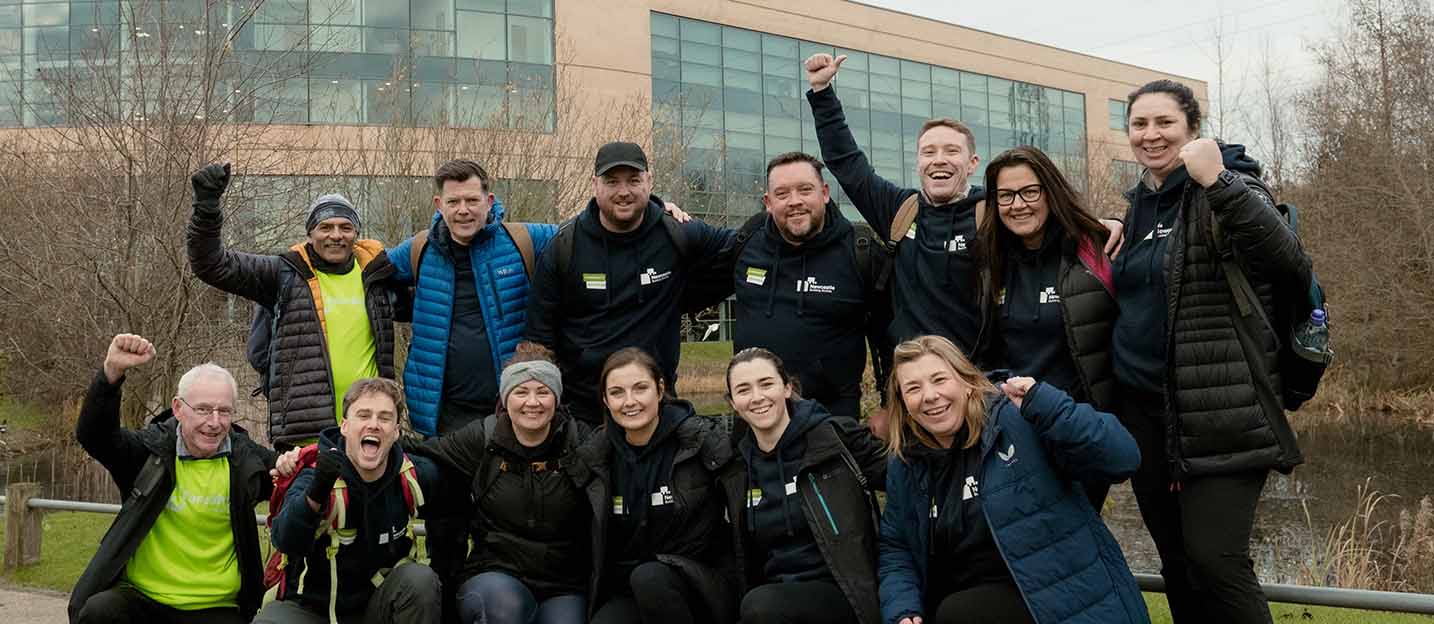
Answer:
[
  {"xmin": 944, "ymin": 203, "xmax": 957, "ymax": 285},
  {"xmin": 796, "ymin": 254, "xmax": 808, "ymax": 317},
  {"xmin": 765, "ymin": 242, "xmax": 783, "ymax": 317},
  {"xmin": 778, "ymin": 453, "xmax": 795, "ymax": 537}
]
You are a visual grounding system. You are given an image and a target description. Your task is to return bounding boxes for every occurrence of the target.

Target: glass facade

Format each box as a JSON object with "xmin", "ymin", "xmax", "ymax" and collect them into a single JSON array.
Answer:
[
  {"xmin": 0, "ymin": 0, "xmax": 554, "ymax": 128},
  {"xmin": 651, "ymin": 12, "xmax": 1088, "ymax": 224}
]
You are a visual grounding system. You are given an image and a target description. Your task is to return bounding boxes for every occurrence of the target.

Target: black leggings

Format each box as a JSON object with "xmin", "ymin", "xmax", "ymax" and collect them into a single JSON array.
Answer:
[
  {"xmin": 1118, "ymin": 386, "xmax": 1273, "ymax": 624},
  {"xmin": 739, "ymin": 580, "xmax": 857, "ymax": 624},
  {"xmin": 929, "ymin": 582, "xmax": 1033, "ymax": 624},
  {"xmin": 591, "ymin": 561, "xmax": 710, "ymax": 624},
  {"xmin": 76, "ymin": 585, "xmax": 247, "ymax": 624}
]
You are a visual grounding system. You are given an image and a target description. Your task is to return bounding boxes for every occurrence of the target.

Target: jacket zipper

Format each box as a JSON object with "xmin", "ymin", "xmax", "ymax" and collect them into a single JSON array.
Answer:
[{"xmin": 807, "ymin": 473, "xmax": 840, "ymax": 536}]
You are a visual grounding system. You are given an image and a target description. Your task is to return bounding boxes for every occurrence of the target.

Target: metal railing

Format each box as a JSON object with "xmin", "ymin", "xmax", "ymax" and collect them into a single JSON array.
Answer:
[{"xmin": 5, "ymin": 488, "xmax": 1434, "ymax": 615}]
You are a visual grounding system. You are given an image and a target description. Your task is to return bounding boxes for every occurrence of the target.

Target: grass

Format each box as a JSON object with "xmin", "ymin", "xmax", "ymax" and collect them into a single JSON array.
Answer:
[
  {"xmin": 0, "ymin": 511, "xmax": 111, "ymax": 592},
  {"xmin": 0, "ymin": 396, "xmax": 50, "ymax": 434},
  {"xmin": 1143, "ymin": 593, "xmax": 1434, "ymax": 622}
]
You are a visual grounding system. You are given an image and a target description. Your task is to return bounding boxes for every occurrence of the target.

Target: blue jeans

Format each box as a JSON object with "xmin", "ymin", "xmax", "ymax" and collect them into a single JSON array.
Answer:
[{"xmin": 456, "ymin": 571, "xmax": 585, "ymax": 624}]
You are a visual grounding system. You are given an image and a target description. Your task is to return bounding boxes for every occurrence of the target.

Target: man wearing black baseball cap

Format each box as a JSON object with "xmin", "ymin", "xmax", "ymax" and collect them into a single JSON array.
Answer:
[{"xmin": 524, "ymin": 141, "xmax": 737, "ymax": 423}]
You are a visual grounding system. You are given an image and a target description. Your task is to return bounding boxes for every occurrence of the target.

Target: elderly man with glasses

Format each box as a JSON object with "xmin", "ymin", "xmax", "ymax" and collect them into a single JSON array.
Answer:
[{"xmin": 69, "ymin": 334, "xmax": 278, "ymax": 624}]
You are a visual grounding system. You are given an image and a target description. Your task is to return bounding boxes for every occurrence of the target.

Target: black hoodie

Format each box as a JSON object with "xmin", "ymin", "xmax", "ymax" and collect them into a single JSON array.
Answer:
[
  {"xmin": 911, "ymin": 428, "xmax": 1012, "ymax": 605},
  {"xmin": 270, "ymin": 427, "xmax": 438, "ymax": 615},
  {"xmin": 525, "ymin": 197, "xmax": 734, "ymax": 422},
  {"xmin": 808, "ymin": 85, "xmax": 987, "ymax": 350},
  {"xmin": 998, "ymin": 223, "xmax": 1081, "ymax": 397},
  {"xmin": 732, "ymin": 203, "xmax": 868, "ymax": 417},
  {"xmin": 606, "ymin": 401, "xmax": 689, "ymax": 572},
  {"xmin": 738, "ymin": 400, "xmax": 831, "ymax": 583},
  {"xmin": 1113, "ymin": 143, "xmax": 1265, "ymax": 394}
]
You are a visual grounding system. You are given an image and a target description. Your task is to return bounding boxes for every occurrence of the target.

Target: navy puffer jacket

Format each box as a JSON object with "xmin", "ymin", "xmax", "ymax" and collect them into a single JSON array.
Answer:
[{"xmin": 878, "ymin": 384, "xmax": 1148, "ymax": 624}]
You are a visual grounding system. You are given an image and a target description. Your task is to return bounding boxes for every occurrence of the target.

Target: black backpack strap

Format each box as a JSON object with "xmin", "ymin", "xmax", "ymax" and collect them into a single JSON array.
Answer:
[{"xmin": 661, "ymin": 213, "xmax": 690, "ymax": 260}]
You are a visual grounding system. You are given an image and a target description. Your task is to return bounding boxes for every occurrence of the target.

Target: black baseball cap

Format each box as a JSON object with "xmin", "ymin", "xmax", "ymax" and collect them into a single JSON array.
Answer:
[{"xmin": 594, "ymin": 141, "xmax": 648, "ymax": 176}]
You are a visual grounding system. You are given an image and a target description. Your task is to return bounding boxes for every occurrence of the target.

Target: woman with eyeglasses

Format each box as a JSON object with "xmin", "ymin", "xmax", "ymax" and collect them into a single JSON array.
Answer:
[
  {"xmin": 1113, "ymin": 79, "xmax": 1310, "ymax": 623},
  {"xmin": 878, "ymin": 335, "xmax": 1146, "ymax": 624},
  {"xmin": 973, "ymin": 145, "xmax": 1119, "ymax": 509}
]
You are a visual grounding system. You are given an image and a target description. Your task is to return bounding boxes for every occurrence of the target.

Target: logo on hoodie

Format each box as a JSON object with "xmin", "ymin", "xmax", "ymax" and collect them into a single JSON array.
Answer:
[
  {"xmin": 583, "ymin": 272, "xmax": 607, "ymax": 290},
  {"xmin": 961, "ymin": 475, "xmax": 980, "ymax": 500},
  {"xmin": 1038, "ymin": 286, "xmax": 1060, "ymax": 304},
  {"xmin": 947, "ymin": 234, "xmax": 968, "ymax": 253},
  {"xmin": 795, "ymin": 276, "xmax": 836, "ymax": 294},
  {"xmin": 745, "ymin": 266, "xmax": 767, "ymax": 286},
  {"xmin": 639, "ymin": 267, "xmax": 672, "ymax": 286},
  {"xmin": 1139, "ymin": 222, "xmax": 1172, "ymax": 243}
]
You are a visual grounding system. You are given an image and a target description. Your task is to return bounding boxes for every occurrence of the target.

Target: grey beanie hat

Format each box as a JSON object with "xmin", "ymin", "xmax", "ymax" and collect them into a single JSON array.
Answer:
[
  {"xmin": 500, "ymin": 360, "xmax": 563, "ymax": 405},
  {"xmin": 306, "ymin": 193, "xmax": 361, "ymax": 233}
]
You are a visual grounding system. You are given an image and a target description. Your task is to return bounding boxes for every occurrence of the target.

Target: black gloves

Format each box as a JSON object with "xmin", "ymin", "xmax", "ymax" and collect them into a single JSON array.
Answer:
[
  {"xmin": 305, "ymin": 447, "xmax": 345, "ymax": 508},
  {"xmin": 191, "ymin": 163, "xmax": 231, "ymax": 204}
]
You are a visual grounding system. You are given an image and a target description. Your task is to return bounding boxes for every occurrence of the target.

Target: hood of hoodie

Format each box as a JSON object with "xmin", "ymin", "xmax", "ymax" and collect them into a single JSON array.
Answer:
[
  {"xmin": 737, "ymin": 397, "xmax": 829, "ymax": 465},
  {"xmin": 764, "ymin": 199, "xmax": 853, "ymax": 254},
  {"xmin": 577, "ymin": 194, "xmax": 666, "ymax": 244},
  {"xmin": 490, "ymin": 403, "xmax": 575, "ymax": 461}
]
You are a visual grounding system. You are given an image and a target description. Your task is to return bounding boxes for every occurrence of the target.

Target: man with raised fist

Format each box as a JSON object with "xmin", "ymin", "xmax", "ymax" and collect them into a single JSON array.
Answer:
[
  {"xmin": 70, "ymin": 334, "xmax": 277, "ymax": 624},
  {"xmin": 186, "ymin": 162, "xmax": 405, "ymax": 448}
]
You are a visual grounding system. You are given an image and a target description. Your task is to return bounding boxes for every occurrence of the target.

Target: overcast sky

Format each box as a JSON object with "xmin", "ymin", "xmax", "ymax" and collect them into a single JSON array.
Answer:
[{"xmin": 862, "ymin": 0, "xmax": 1347, "ymax": 139}]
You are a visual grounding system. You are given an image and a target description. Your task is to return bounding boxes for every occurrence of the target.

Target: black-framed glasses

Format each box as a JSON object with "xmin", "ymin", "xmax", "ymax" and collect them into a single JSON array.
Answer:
[
  {"xmin": 178, "ymin": 397, "xmax": 235, "ymax": 419},
  {"xmin": 994, "ymin": 184, "xmax": 1043, "ymax": 206}
]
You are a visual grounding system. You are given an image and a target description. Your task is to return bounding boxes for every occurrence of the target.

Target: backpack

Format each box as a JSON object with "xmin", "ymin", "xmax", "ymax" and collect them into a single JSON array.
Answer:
[
  {"xmin": 731, "ymin": 210, "xmax": 895, "ymax": 401},
  {"xmin": 262, "ymin": 444, "xmax": 426, "ymax": 623},
  {"xmin": 407, "ymin": 221, "xmax": 538, "ymax": 280},
  {"xmin": 1208, "ymin": 178, "xmax": 1331, "ymax": 411}
]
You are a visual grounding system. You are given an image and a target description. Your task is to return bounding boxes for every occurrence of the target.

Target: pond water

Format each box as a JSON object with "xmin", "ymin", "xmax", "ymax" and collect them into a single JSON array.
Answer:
[{"xmin": 5, "ymin": 408, "xmax": 1431, "ymax": 589}]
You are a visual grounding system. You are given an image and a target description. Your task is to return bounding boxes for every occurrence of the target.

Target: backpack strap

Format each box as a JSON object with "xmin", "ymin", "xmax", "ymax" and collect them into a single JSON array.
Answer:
[
  {"xmin": 501, "ymin": 222, "xmax": 537, "ymax": 280},
  {"xmin": 408, "ymin": 231, "xmax": 430, "ymax": 280},
  {"xmin": 888, "ymin": 193, "xmax": 921, "ymax": 245},
  {"xmin": 733, "ymin": 211, "xmax": 767, "ymax": 261},
  {"xmin": 553, "ymin": 219, "xmax": 577, "ymax": 279},
  {"xmin": 1208, "ymin": 198, "xmax": 1277, "ymax": 346},
  {"xmin": 661, "ymin": 213, "xmax": 691, "ymax": 260}
]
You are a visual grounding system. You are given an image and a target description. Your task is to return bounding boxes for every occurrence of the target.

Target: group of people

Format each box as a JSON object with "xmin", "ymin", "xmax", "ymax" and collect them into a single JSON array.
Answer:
[{"xmin": 66, "ymin": 52, "xmax": 1312, "ymax": 624}]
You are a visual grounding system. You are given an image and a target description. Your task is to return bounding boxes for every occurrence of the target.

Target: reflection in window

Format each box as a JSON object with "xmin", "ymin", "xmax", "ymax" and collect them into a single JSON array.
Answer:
[{"xmin": 507, "ymin": 16, "xmax": 551, "ymax": 65}]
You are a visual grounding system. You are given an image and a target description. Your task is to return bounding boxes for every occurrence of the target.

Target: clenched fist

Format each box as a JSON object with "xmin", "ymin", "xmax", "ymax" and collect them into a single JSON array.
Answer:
[
  {"xmin": 103, "ymin": 333, "xmax": 155, "ymax": 383},
  {"xmin": 1178, "ymin": 138, "xmax": 1225, "ymax": 188},
  {"xmin": 804, "ymin": 53, "xmax": 847, "ymax": 92},
  {"xmin": 191, "ymin": 163, "xmax": 231, "ymax": 204}
]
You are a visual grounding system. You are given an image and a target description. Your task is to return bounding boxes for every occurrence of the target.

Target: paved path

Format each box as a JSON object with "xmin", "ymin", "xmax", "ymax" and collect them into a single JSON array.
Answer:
[{"xmin": 0, "ymin": 585, "xmax": 67, "ymax": 623}]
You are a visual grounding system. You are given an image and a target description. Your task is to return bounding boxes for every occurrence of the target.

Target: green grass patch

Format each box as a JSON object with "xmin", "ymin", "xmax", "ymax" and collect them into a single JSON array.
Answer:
[
  {"xmin": 1144, "ymin": 592, "xmax": 1434, "ymax": 623},
  {"xmin": 0, "ymin": 511, "xmax": 112, "ymax": 593},
  {"xmin": 679, "ymin": 340, "xmax": 733, "ymax": 370},
  {"xmin": 0, "ymin": 396, "xmax": 51, "ymax": 433}
]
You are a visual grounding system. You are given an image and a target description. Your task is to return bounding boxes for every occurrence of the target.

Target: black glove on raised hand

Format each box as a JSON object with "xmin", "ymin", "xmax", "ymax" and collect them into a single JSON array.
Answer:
[
  {"xmin": 191, "ymin": 163, "xmax": 231, "ymax": 204},
  {"xmin": 305, "ymin": 446, "xmax": 345, "ymax": 508}
]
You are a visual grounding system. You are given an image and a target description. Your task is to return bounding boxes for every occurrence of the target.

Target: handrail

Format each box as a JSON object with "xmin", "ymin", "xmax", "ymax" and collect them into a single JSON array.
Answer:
[{"xmin": 4, "ymin": 494, "xmax": 1433, "ymax": 613}]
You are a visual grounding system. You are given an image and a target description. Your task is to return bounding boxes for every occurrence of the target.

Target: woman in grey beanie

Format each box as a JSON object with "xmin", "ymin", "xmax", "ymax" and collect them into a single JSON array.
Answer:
[{"xmin": 408, "ymin": 345, "xmax": 595, "ymax": 624}]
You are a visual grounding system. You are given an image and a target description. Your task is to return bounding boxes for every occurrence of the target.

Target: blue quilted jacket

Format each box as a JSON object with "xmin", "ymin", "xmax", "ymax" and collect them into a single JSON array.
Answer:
[
  {"xmin": 878, "ymin": 383, "xmax": 1148, "ymax": 624},
  {"xmin": 386, "ymin": 199, "xmax": 557, "ymax": 435}
]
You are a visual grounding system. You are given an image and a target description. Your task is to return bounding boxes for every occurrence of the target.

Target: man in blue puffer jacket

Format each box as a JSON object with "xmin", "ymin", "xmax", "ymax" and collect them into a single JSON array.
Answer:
[{"xmin": 386, "ymin": 160, "xmax": 557, "ymax": 438}]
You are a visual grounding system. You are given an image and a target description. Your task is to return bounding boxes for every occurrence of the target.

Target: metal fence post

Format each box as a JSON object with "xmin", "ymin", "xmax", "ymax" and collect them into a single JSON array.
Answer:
[{"xmin": 4, "ymin": 482, "xmax": 43, "ymax": 569}]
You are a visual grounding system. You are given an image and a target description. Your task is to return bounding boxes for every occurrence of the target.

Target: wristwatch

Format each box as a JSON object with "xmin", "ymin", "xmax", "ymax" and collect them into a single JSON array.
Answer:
[{"xmin": 1210, "ymin": 169, "xmax": 1238, "ymax": 190}]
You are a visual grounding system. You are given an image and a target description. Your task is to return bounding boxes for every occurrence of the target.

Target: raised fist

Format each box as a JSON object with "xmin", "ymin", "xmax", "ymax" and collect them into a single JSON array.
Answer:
[
  {"xmin": 1178, "ymin": 138, "xmax": 1225, "ymax": 188},
  {"xmin": 1000, "ymin": 376, "xmax": 1037, "ymax": 408},
  {"xmin": 804, "ymin": 53, "xmax": 847, "ymax": 92},
  {"xmin": 103, "ymin": 333, "xmax": 155, "ymax": 383},
  {"xmin": 191, "ymin": 163, "xmax": 231, "ymax": 203}
]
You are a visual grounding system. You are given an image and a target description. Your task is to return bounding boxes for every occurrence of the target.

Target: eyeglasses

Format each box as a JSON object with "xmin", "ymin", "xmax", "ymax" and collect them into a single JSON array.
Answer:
[
  {"xmin": 178, "ymin": 397, "xmax": 235, "ymax": 419},
  {"xmin": 994, "ymin": 184, "xmax": 1044, "ymax": 206}
]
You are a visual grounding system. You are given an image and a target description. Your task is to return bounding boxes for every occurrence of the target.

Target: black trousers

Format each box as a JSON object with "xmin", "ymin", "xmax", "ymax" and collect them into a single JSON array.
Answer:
[
  {"xmin": 929, "ymin": 582, "xmax": 1033, "ymax": 624},
  {"xmin": 1118, "ymin": 386, "xmax": 1273, "ymax": 624},
  {"xmin": 591, "ymin": 561, "xmax": 712, "ymax": 624},
  {"xmin": 739, "ymin": 580, "xmax": 858, "ymax": 624},
  {"xmin": 75, "ymin": 584, "xmax": 247, "ymax": 624}
]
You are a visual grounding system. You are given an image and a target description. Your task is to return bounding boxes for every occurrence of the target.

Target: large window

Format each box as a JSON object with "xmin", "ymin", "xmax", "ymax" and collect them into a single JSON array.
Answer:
[
  {"xmin": 1108, "ymin": 98, "xmax": 1127, "ymax": 131},
  {"xmin": 652, "ymin": 13, "xmax": 1088, "ymax": 224},
  {"xmin": 0, "ymin": 0, "xmax": 554, "ymax": 129}
]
